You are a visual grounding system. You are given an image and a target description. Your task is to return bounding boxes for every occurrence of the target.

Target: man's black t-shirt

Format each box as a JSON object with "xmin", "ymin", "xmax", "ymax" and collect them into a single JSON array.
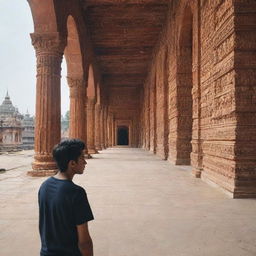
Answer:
[{"xmin": 38, "ymin": 177, "xmax": 94, "ymax": 256}]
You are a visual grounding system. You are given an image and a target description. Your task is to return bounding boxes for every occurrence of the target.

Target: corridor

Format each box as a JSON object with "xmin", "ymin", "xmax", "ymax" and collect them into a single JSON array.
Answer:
[{"xmin": 0, "ymin": 148, "xmax": 256, "ymax": 256}]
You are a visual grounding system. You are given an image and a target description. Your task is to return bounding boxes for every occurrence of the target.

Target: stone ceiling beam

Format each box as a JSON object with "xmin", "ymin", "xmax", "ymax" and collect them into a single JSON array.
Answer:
[{"xmin": 83, "ymin": 0, "xmax": 169, "ymax": 8}]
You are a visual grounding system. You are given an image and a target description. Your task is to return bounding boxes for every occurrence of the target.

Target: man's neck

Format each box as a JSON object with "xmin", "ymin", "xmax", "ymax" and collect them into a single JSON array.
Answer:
[{"xmin": 55, "ymin": 170, "xmax": 74, "ymax": 181}]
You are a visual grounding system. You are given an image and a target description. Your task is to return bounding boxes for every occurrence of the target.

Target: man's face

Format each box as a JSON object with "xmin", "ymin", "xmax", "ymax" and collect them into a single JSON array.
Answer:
[{"xmin": 74, "ymin": 151, "xmax": 87, "ymax": 174}]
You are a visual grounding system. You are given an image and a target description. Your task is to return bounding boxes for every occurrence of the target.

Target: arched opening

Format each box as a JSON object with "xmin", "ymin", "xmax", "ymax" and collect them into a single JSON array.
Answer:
[
  {"xmin": 87, "ymin": 65, "xmax": 96, "ymax": 99},
  {"xmin": 117, "ymin": 126, "xmax": 129, "ymax": 146},
  {"xmin": 60, "ymin": 58, "xmax": 70, "ymax": 139},
  {"xmin": 65, "ymin": 16, "xmax": 84, "ymax": 78},
  {"xmin": 64, "ymin": 15, "xmax": 84, "ymax": 140},
  {"xmin": 86, "ymin": 65, "xmax": 98, "ymax": 154},
  {"xmin": 176, "ymin": 6, "xmax": 193, "ymax": 165}
]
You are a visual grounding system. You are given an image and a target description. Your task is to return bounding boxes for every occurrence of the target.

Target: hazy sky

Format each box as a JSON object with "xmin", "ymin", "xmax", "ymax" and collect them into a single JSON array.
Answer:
[{"xmin": 0, "ymin": 0, "xmax": 69, "ymax": 116}]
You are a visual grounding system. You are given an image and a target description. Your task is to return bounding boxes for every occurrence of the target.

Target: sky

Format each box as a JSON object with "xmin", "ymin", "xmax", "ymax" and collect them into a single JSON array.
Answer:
[{"xmin": 0, "ymin": 0, "xmax": 70, "ymax": 116}]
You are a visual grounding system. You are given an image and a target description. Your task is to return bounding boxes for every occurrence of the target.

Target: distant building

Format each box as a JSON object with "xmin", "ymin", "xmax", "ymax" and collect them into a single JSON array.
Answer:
[
  {"xmin": 0, "ymin": 92, "xmax": 34, "ymax": 152},
  {"xmin": 21, "ymin": 111, "xmax": 35, "ymax": 149}
]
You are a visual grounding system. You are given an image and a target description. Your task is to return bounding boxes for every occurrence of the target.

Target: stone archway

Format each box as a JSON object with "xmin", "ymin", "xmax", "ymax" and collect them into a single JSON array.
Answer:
[
  {"xmin": 86, "ymin": 65, "xmax": 98, "ymax": 154},
  {"xmin": 65, "ymin": 15, "xmax": 87, "ymax": 144},
  {"xmin": 176, "ymin": 5, "xmax": 193, "ymax": 165}
]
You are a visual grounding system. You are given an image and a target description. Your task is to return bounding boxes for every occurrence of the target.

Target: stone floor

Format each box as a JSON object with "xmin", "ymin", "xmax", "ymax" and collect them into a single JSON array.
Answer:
[{"xmin": 0, "ymin": 148, "xmax": 256, "ymax": 256}]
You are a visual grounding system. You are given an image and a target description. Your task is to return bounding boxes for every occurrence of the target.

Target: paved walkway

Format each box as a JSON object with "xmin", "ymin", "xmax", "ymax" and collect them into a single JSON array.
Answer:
[{"xmin": 0, "ymin": 148, "xmax": 256, "ymax": 256}]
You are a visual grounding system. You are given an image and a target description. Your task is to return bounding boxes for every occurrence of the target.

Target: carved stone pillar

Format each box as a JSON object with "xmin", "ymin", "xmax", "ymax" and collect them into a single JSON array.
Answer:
[
  {"xmin": 191, "ymin": 1, "xmax": 203, "ymax": 178},
  {"xmin": 106, "ymin": 106, "xmax": 110, "ymax": 148},
  {"xmin": 28, "ymin": 33, "xmax": 66, "ymax": 176},
  {"xmin": 103, "ymin": 105, "xmax": 108, "ymax": 148},
  {"xmin": 107, "ymin": 112, "xmax": 110, "ymax": 147},
  {"xmin": 100, "ymin": 105, "xmax": 105, "ymax": 149},
  {"xmin": 108, "ymin": 112, "xmax": 114, "ymax": 147},
  {"xmin": 87, "ymin": 98, "xmax": 98, "ymax": 154},
  {"xmin": 95, "ymin": 103, "xmax": 102, "ymax": 151},
  {"xmin": 67, "ymin": 77, "xmax": 87, "ymax": 150}
]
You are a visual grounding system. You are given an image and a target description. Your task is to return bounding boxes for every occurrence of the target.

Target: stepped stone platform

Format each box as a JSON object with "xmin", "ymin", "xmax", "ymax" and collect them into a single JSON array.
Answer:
[{"xmin": 0, "ymin": 148, "xmax": 256, "ymax": 256}]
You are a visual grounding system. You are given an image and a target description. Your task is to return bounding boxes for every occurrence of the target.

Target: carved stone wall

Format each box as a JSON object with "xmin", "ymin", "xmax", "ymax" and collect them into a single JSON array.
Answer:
[
  {"xmin": 199, "ymin": 0, "xmax": 237, "ymax": 195},
  {"xmin": 232, "ymin": 0, "xmax": 256, "ymax": 197},
  {"xmin": 141, "ymin": 0, "xmax": 256, "ymax": 197}
]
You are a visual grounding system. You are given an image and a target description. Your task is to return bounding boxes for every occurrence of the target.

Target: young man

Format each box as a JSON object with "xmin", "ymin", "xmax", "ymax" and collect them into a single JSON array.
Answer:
[{"xmin": 38, "ymin": 139, "xmax": 94, "ymax": 256}]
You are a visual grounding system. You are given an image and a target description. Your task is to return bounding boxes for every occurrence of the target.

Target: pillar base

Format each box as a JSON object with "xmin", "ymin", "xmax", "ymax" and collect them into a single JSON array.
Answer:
[
  {"xmin": 27, "ymin": 169, "xmax": 57, "ymax": 177},
  {"xmin": 85, "ymin": 153, "xmax": 92, "ymax": 159},
  {"xmin": 88, "ymin": 148, "xmax": 98, "ymax": 154},
  {"xmin": 168, "ymin": 157, "xmax": 191, "ymax": 166},
  {"xmin": 96, "ymin": 146, "xmax": 102, "ymax": 151},
  {"xmin": 192, "ymin": 168, "xmax": 202, "ymax": 178}
]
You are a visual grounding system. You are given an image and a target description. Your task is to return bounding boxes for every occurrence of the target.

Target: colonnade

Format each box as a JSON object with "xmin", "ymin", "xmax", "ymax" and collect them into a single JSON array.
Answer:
[{"xmin": 27, "ymin": 33, "xmax": 114, "ymax": 176}]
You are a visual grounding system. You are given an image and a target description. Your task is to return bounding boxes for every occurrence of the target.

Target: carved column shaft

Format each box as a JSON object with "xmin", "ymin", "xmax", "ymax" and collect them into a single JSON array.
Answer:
[
  {"xmin": 95, "ymin": 104, "xmax": 102, "ymax": 150},
  {"xmin": 191, "ymin": 1, "xmax": 203, "ymax": 178},
  {"xmin": 106, "ymin": 107, "xmax": 110, "ymax": 148},
  {"xmin": 108, "ymin": 112, "xmax": 114, "ymax": 147},
  {"xmin": 28, "ymin": 33, "xmax": 66, "ymax": 176},
  {"xmin": 103, "ymin": 106, "xmax": 108, "ymax": 148},
  {"xmin": 100, "ymin": 105, "xmax": 105, "ymax": 149},
  {"xmin": 67, "ymin": 77, "xmax": 87, "ymax": 148},
  {"xmin": 87, "ymin": 98, "xmax": 98, "ymax": 154}
]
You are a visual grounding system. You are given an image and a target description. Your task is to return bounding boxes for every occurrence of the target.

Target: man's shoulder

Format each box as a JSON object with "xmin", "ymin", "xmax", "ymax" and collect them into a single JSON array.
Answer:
[
  {"xmin": 39, "ymin": 177, "xmax": 53, "ymax": 189},
  {"xmin": 72, "ymin": 183, "xmax": 86, "ymax": 194},
  {"xmin": 61, "ymin": 181, "xmax": 86, "ymax": 195}
]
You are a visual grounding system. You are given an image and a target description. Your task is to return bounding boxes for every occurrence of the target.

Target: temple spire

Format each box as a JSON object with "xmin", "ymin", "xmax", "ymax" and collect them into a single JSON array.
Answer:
[{"xmin": 5, "ymin": 90, "xmax": 10, "ymax": 99}]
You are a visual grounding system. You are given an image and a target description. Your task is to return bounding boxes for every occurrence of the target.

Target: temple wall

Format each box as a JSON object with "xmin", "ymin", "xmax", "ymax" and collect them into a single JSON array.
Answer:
[
  {"xmin": 141, "ymin": 0, "xmax": 256, "ymax": 197},
  {"xmin": 199, "ymin": 0, "xmax": 237, "ymax": 194},
  {"xmin": 233, "ymin": 0, "xmax": 256, "ymax": 197}
]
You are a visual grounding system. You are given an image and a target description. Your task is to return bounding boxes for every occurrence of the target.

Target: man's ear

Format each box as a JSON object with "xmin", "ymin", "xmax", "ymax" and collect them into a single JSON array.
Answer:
[{"xmin": 68, "ymin": 160, "xmax": 76, "ymax": 169}]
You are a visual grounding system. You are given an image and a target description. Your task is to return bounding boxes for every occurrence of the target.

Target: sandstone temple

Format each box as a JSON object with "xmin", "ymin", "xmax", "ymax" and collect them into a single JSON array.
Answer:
[
  {"xmin": 27, "ymin": 0, "xmax": 256, "ymax": 198},
  {"xmin": 0, "ymin": 92, "xmax": 34, "ymax": 151}
]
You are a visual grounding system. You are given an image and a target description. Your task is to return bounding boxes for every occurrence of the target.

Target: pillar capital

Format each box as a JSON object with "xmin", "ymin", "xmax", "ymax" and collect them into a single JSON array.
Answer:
[
  {"xmin": 30, "ymin": 32, "xmax": 67, "ymax": 56},
  {"xmin": 67, "ymin": 77, "xmax": 86, "ymax": 98},
  {"xmin": 31, "ymin": 33, "xmax": 66, "ymax": 79},
  {"xmin": 87, "ymin": 98, "xmax": 96, "ymax": 106},
  {"xmin": 67, "ymin": 77, "xmax": 84, "ymax": 88}
]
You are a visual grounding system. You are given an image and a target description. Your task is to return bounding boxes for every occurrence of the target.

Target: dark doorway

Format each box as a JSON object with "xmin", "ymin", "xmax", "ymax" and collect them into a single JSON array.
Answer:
[{"xmin": 117, "ymin": 126, "xmax": 129, "ymax": 145}]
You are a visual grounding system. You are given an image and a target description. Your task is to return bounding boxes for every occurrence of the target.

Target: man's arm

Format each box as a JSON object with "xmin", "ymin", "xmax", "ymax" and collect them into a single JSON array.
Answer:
[{"xmin": 77, "ymin": 222, "xmax": 93, "ymax": 256}]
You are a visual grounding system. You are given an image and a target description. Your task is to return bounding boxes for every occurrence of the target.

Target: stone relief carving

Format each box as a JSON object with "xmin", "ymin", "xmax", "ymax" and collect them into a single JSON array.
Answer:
[{"xmin": 31, "ymin": 33, "xmax": 67, "ymax": 54}]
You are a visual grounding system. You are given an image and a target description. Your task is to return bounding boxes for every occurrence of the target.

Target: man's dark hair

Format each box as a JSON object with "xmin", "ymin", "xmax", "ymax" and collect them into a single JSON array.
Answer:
[{"xmin": 52, "ymin": 139, "xmax": 85, "ymax": 172}]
